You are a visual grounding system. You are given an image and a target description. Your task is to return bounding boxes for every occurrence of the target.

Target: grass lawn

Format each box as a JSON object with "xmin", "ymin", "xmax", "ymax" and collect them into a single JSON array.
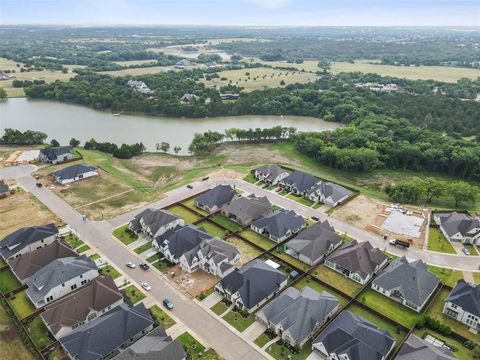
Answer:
[
  {"xmin": 134, "ymin": 242, "xmax": 152, "ymax": 254},
  {"xmin": 222, "ymin": 309, "xmax": 256, "ymax": 332},
  {"xmin": 225, "ymin": 236, "xmax": 262, "ymax": 264},
  {"xmin": 474, "ymin": 272, "xmax": 480, "ymax": 285},
  {"xmin": 266, "ymin": 340, "xmax": 312, "ymax": 360},
  {"xmin": 47, "ymin": 348, "xmax": 70, "ymax": 360},
  {"xmin": 428, "ymin": 266, "xmax": 463, "ymax": 287},
  {"xmin": 294, "ymin": 276, "xmax": 349, "ymax": 306},
  {"xmin": 26, "ymin": 316, "xmax": 53, "ymax": 349},
  {"xmin": 464, "ymin": 244, "xmax": 479, "ymax": 255},
  {"xmin": 243, "ymin": 173, "xmax": 258, "ymax": 184},
  {"xmin": 99, "ymin": 264, "xmax": 121, "ymax": 279},
  {"xmin": 167, "ymin": 205, "xmax": 202, "ymax": 224},
  {"xmin": 112, "ymin": 224, "xmax": 138, "ymax": 245},
  {"xmin": 76, "ymin": 244, "xmax": 90, "ymax": 253},
  {"xmin": 8, "ymin": 291, "xmax": 35, "ymax": 319},
  {"xmin": 273, "ymin": 250, "xmax": 310, "ymax": 272},
  {"xmin": 287, "ymin": 193, "xmax": 315, "ymax": 207},
  {"xmin": 211, "ymin": 214, "xmax": 243, "ymax": 232},
  {"xmin": 413, "ymin": 328, "xmax": 475, "ymax": 360},
  {"xmin": 149, "ymin": 305, "xmax": 176, "ymax": 329},
  {"xmin": 312, "ymin": 265, "xmax": 362, "ymax": 297},
  {"xmin": 196, "ymin": 220, "xmax": 229, "ymax": 238},
  {"xmin": 177, "ymin": 332, "xmax": 218, "ymax": 360},
  {"xmin": 254, "ymin": 332, "xmax": 273, "ymax": 348},
  {"xmin": 347, "ymin": 304, "xmax": 408, "ymax": 346},
  {"xmin": 239, "ymin": 229, "xmax": 276, "ymax": 250},
  {"xmin": 358, "ymin": 288, "xmax": 420, "ymax": 328},
  {"xmin": 426, "ymin": 288, "xmax": 480, "ymax": 342},
  {"xmin": 122, "ymin": 285, "xmax": 146, "ymax": 304},
  {"xmin": 211, "ymin": 301, "xmax": 229, "ymax": 316},
  {"xmin": 89, "ymin": 253, "xmax": 100, "ymax": 260},
  {"xmin": 0, "ymin": 270, "xmax": 21, "ymax": 294},
  {"xmin": 63, "ymin": 233, "xmax": 84, "ymax": 249},
  {"xmin": 146, "ymin": 253, "xmax": 161, "ymax": 263},
  {"xmin": 182, "ymin": 198, "xmax": 209, "ymax": 216},
  {"xmin": 427, "ymin": 228, "xmax": 456, "ymax": 254},
  {"xmin": 152, "ymin": 258, "xmax": 175, "ymax": 273}
]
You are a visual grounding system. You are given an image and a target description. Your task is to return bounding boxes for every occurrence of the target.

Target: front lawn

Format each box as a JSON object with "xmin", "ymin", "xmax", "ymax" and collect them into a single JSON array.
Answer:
[
  {"xmin": 26, "ymin": 316, "xmax": 53, "ymax": 349},
  {"xmin": 243, "ymin": 173, "xmax": 258, "ymax": 184},
  {"xmin": 134, "ymin": 242, "xmax": 152, "ymax": 254},
  {"xmin": 210, "ymin": 301, "xmax": 229, "ymax": 316},
  {"xmin": 76, "ymin": 244, "xmax": 90, "ymax": 253},
  {"xmin": 177, "ymin": 332, "xmax": 208, "ymax": 360},
  {"xmin": 211, "ymin": 214, "xmax": 243, "ymax": 232},
  {"xmin": 8, "ymin": 291, "xmax": 35, "ymax": 319},
  {"xmin": 153, "ymin": 258, "xmax": 174, "ymax": 273},
  {"xmin": 0, "ymin": 270, "xmax": 21, "ymax": 294},
  {"xmin": 99, "ymin": 264, "xmax": 121, "ymax": 279},
  {"xmin": 122, "ymin": 285, "xmax": 146, "ymax": 304},
  {"xmin": 474, "ymin": 272, "xmax": 480, "ymax": 285},
  {"xmin": 112, "ymin": 224, "xmax": 138, "ymax": 245},
  {"xmin": 266, "ymin": 340, "xmax": 312, "ymax": 360},
  {"xmin": 239, "ymin": 229, "xmax": 276, "ymax": 250},
  {"xmin": 167, "ymin": 205, "xmax": 202, "ymax": 224},
  {"xmin": 146, "ymin": 253, "xmax": 161, "ymax": 263},
  {"xmin": 427, "ymin": 228, "xmax": 456, "ymax": 254},
  {"xmin": 196, "ymin": 220, "xmax": 229, "ymax": 238},
  {"xmin": 89, "ymin": 253, "xmax": 100, "ymax": 260},
  {"xmin": 254, "ymin": 332, "xmax": 274, "ymax": 348},
  {"xmin": 428, "ymin": 266, "xmax": 463, "ymax": 287},
  {"xmin": 222, "ymin": 309, "xmax": 256, "ymax": 332},
  {"xmin": 63, "ymin": 233, "xmax": 84, "ymax": 249},
  {"xmin": 149, "ymin": 305, "xmax": 176, "ymax": 329},
  {"xmin": 287, "ymin": 194, "xmax": 315, "ymax": 207},
  {"xmin": 312, "ymin": 265, "xmax": 362, "ymax": 297}
]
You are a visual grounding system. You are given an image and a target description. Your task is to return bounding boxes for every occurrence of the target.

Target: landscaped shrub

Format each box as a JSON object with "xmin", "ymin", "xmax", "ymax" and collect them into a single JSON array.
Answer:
[{"xmin": 424, "ymin": 315, "xmax": 452, "ymax": 336}]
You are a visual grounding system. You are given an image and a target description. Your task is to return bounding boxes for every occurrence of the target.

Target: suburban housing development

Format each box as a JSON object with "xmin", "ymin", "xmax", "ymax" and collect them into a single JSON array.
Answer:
[{"xmin": 434, "ymin": 212, "xmax": 480, "ymax": 245}]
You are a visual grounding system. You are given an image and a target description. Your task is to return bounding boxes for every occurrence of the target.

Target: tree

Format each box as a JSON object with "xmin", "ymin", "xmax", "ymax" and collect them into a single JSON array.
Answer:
[
  {"xmin": 449, "ymin": 181, "xmax": 477, "ymax": 206},
  {"xmin": 159, "ymin": 142, "xmax": 170, "ymax": 153},
  {"xmin": 50, "ymin": 139, "xmax": 60, "ymax": 147},
  {"xmin": 318, "ymin": 59, "xmax": 331, "ymax": 74},
  {"xmin": 280, "ymin": 80, "xmax": 286, "ymax": 86},
  {"xmin": 69, "ymin": 138, "xmax": 80, "ymax": 147},
  {"xmin": 420, "ymin": 178, "xmax": 446, "ymax": 203},
  {"xmin": 173, "ymin": 146, "xmax": 181, "ymax": 154},
  {"xmin": 0, "ymin": 88, "xmax": 7, "ymax": 99}
]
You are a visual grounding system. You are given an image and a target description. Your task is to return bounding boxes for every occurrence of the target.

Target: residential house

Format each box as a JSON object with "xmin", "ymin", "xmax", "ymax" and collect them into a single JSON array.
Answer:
[
  {"xmin": 250, "ymin": 209, "xmax": 306, "ymax": 242},
  {"xmin": 180, "ymin": 93, "xmax": 199, "ymax": 103},
  {"xmin": 220, "ymin": 92, "xmax": 240, "ymax": 100},
  {"xmin": 129, "ymin": 209, "xmax": 184, "ymax": 239},
  {"xmin": 41, "ymin": 276, "xmax": 124, "ymax": 339},
  {"xmin": 113, "ymin": 326, "xmax": 186, "ymax": 360},
  {"xmin": 153, "ymin": 224, "xmax": 212, "ymax": 264},
  {"xmin": 312, "ymin": 310, "xmax": 395, "ymax": 360},
  {"xmin": 179, "ymin": 237, "xmax": 240, "ymax": 277},
  {"xmin": 127, "ymin": 80, "xmax": 153, "ymax": 94},
  {"xmin": 0, "ymin": 180, "xmax": 10, "ymax": 198},
  {"xmin": 434, "ymin": 212, "xmax": 480, "ymax": 245},
  {"xmin": 372, "ymin": 257, "xmax": 440, "ymax": 312},
  {"xmin": 256, "ymin": 286, "xmax": 340, "ymax": 347},
  {"xmin": 25, "ymin": 255, "xmax": 98, "ymax": 308},
  {"xmin": 395, "ymin": 334, "xmax": 456, "ymax": 360},
  {"xmin": 215, "ymin": 259, "xmax": 288, "ymax": 313},
  {"xmin": 221, "ymin": 194, "xmax": 272, "ymax": 226},
  {"xmin": 60, "ymin": 303, "xmax": 154, "ymax": 360},
  {"xmin": 285, "ymin": 221, "xmax": 343, "ymax": 266},
  {"xmin": 254, "ymin": 165, "xmax": 290, "ymax": 186},
  {"xmin": 0, "ymin": 224, "xmax": 59, "ymax": 261},
  {"xmin": 305, "ymin": 181, "xmax": 353, "ymax": 207},
  {"xmin": 175, "ymin": 59, "xmax": 192, "ymax": 69},
  {"xmin": 443, "ymin": 280, "xmax": 479, "ymax": 332},
  {"xmin": 195, "ymin": 185, "xmax": 237, "ymax": 213},
  {"xmin": 325, "ymin": 240, "xmax": 388, "ymax": 285},
  {"xmin": 8, "ymin": 240, "xmax": 77, "ymax": 283},
  {"xmin": 39, "ymin": 146, "xmax": 74, "ymax": 164},
  {"xmin": 279, "ymin": 171, "xmax": 319, "ymax": 196},
  {"xmin": 53, "ymin": 164, "xmax": 99, "ymax": 185}
]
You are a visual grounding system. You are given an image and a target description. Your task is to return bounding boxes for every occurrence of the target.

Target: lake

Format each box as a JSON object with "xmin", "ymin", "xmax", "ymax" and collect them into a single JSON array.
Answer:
[{"xmin": 0, "ymin": 98, "xmax": 342, "ymax": 154}]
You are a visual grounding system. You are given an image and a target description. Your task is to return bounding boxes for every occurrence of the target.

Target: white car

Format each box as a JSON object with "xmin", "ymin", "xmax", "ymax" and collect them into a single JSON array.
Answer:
[
  {"xmin": 126, "ymin": 261, "xmax": 136, "ymax": 269},
  {"xmin": 142, "ymin": 282, "xmax": 152, "ymax": 291}
]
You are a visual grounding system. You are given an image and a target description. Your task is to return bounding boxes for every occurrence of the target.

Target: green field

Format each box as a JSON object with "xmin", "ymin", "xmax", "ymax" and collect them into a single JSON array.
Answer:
[{"xmin": 427, "ymin": 228, "xmax": 456, "ymax": 254}]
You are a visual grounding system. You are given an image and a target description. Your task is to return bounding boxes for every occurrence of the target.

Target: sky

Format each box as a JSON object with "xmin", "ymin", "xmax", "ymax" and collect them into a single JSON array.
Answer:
[{"xmin": 1, "ymin": 0, "xmax": 479, "ymax": 26}]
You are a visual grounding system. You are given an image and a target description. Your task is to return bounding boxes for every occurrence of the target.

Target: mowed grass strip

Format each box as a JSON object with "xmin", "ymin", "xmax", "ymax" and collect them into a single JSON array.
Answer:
[
  {"xmin": 428, "ymin": 266, "xmax": 463, "ymax": 288},
  {"xmin": 167, "ymin": 205, "xmax": 202, "ymax": 224},
  {"xmin": 113, "ymin": 224, "xmax": 138, "ymax": 245},
  {"xmin": 196, "ymin": 220, "xmax": 229, "ymax": 238},
  {"xmin": 210, "ymin": 214, "xmax": 242, "ymax": 232},
  {"xmin": 8, "ymin": 291, "xmax": 35, "ymax": 320},
  {"xmin": 0, "ymin": 270, "xmax": 21, "ymax": 294},
  {"xmin": 210, "ymin": 301, "xmax": 229, "ymax": 316},
  {"xmin": 238, "ymin": 229, "xmax": 276, "ymax": 250},
  {"xmin": 63, "ymin": 233, "xmax": 84, "ymax": 249},
  {"xmin": 99, "ymin": 264, "xmax": 121, "ymax": 279},
  {"xmin": 427, "ymin": 228, "xmax": 456, "ymax": 254}
]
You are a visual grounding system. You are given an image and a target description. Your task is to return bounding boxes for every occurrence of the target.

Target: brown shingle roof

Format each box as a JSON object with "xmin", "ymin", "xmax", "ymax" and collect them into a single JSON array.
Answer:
[{"xmin": 40, "ymin": 276, "xmax": 123, "ymax": 336}]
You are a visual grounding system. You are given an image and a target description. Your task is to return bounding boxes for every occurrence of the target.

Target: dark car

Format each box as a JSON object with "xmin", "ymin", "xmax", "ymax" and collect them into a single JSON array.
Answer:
[
  {"xmin": 311, "ymin": 216, "xmax": 319, "ymax": 221},
  {"xmin": 139, "ymin": 263, "xmax": 150, "ymax": 271},
  {"xmin": 163, "ymin": 298, "xmax": 174, "ymax": 310},
  {"xmin": 187, "ymin": 184, "xmax": 193, "ymax": 189},
  {"xmin": 36, "ymin": 182, "xmax": 43, "ymax": 188}
]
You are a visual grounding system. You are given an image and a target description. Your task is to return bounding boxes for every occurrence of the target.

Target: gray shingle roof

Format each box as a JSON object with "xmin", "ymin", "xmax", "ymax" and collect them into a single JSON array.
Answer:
[
  {"xmin": 26, "ymin": 255, "xmax": 97, "ymax": 305},
  {"xmin": 313, "ymin": 310, "xmax": 395, "ymax": 360},
  {"xmin": 251, "ymin": 210, "xmax": 305, "ymax": 240},
  {"xmin": 281, "ymin": 171, "xmax": 319, "ymax": 193},
  {"xmin": 437, "ymin": 212, "xmax": 480, "ymax": 238},
  {"xmin": 40, "ymin": 146, "xmax": 73, "ymax": 161},
  {"xmin": 256, "ymin": 165, "xmax": 289, "ymax": 183},
  {"xmin": 60, "ymin": 303, "xmax": 153, "ymax": 360},
  {"xmin": 259, "ymin": 286, "xmax": 339, "ymax": 345},
  {"xmin": 0, "ymin": 224, "xmax": 58, "ymax": 259},
  {"xmin": 113, "ymin": 326, "xmax": 186, "ymax": 360},
  {"xmin": 222, "ymin": 195, "xmax": 272, "ymax": 223},
  {"xmin": 306, "ymin": 181, "xmax": 352, "ymax": 203},
  {"xmin": 53, "ymin": 164, "xmax": 97, "ymax": 182},
  {"xmin": 396, "ymin": 334, "xmax": 456, "ymax": 360},
  {"xmin": 132, "ymin": 209, "xmax": 181, "ymax": 236},
  {"xmin": 285, "ymin": 221, "xmax": 342, "ymax": 263},
  {"xmin": 0, "ymin": 180, "xmax": 9, "ymax": 193},
  {"xmin": 195, "ymin": 185, "xmax": 236, "ymax": 209},
  {"xmin": 446, "ymin": 279, "xmax": 480, "ymax": 318},
  {"xmin": 372, "ymin": 257, "xmax": 440, "ymax": 308},
  {"xmin": 183, "ymin": 237, "xmax": 239, "ymax": 267},
  {"xmin": 219, "ymin": 259, "xmax": 287, "ymax": 309},
  {"xmin": 156, "ymin": 224, "xmax": 212, "ymax": 260},
  {"xmin": 326, "ymin": 240, "xmax": 387, "ymax": 279}
]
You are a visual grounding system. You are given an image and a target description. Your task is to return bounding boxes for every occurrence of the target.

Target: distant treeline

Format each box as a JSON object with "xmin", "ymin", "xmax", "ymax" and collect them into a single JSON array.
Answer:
[
  {"xmin": 0, "ymin": 128, "xmax": 47, "ymax": 145},
  {"xmin": 84, "ymin": 139, "xmax": 145, "ymax": 159}
]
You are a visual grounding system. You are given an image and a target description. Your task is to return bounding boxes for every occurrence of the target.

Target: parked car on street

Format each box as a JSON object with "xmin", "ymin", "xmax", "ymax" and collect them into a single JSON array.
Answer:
[
  {"xmin": 163, "ymin": 298, "xmax": 174, "ymax": 310},
  {"xmin": 36, "ymin": 182, "xmax": 43, "ymax": 188},
  {"xmin": 140, "ymin": 263, "xmax": 150, "ymax": 271},
  {"xmin": 142, "ymin": 282, "xmax": 152, "ymax": 291},
  {"xmin": 187, "ymin": 184, "xmax": 193, "ymax": 189},
  {"xmin": 462, "ymin": 248, "xmax": 471, "ymax": 255},
  {"xmin": 126, "ymin": 261, "xmax": 136, "ymax": 269},
  {"xmin": 311, "ymin": 216, "xmax": 319, "ymax": 221}
]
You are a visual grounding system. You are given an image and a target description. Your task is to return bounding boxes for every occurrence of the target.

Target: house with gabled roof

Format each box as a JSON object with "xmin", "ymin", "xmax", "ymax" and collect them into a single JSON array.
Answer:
[
  {"xmin": 250, "ymin": 209, "xmax": 306, "ymax": 242},
  {"xmin": 113, "ymin": 326, "xmax": 186, "ymax": 360},
  {"xmin": 153, "ymin": 224, "xmax": 212, "ymax": 264},
  {"xmin": 129, "ymin": 208, "xmax": 184, "ymax": 239},
  {"xmin": 25, "ymin": 255, "xmax": 98, "ymax": 308},
  {"xmin": 443, "ymin": 280, "xmax": 479, "ymax": 332},
  {"xmin": 40, "ymin": 146, "xmax": 74, "ymax": 164},
  {"xmin": 254, "ymin": 165, "xmax": 290, "ymax": 186},
  {"xmin": 195, "ymin": 185, "xmax": 238, "ymax": 213},
  {"xmin": 60, "ymin": 303, "xmax": 154, "ymax": 360},
  {"xmin": 53, "ymin": 164, "xmax": 98, "ymax": 185},
  {"xmin": 371, "ymin": 257, "xmax": 440, "ymax": 312},
  {"xmin": 306, "ymin": 181, "xmax": 353, "ymax": 207},
  {"xmin": 279, "ymin": 171, "xmax": 319, "ymax": 196},
  {"xmin": 221, "ymin": 194, "xmax": 272, "ymax": 226},
  {"xmin": 285, "ymin": 221, "xmax": 343, "ymax": 266},
  {"xmin": 41, "ymin": 276, "xmax": 124, "ymax": 339},
  {"xmin": 8, "ymin": 240, "xmax": 77, "ymax": 284},
  {"xmin": 215, "ymin": 259, "xmax": 288, "ymax": 313},
  {"xmin": 434, "ymin": 212, "xmax": 480, "ymax": 245},
  {"xmin": 179, "ymin": 237, "xmax": 240, "ymax": 278},
  {"xmin": 325, "ymin": 240, "xmax": 388, "ymax": 285},
  {"xmin": 312, "ymin": 310, "xmax": 395, "ymax": 360},
  {"xmin": 256, "ymin": 286, "xmax": 340, "ymax": 347},
  {"xmin": 0, "ymin": 224, "xmax": 59, "ymax": 260},
  {"xmin": 396, "ymin": 334, "xmax": 457, "ymax": 360}
]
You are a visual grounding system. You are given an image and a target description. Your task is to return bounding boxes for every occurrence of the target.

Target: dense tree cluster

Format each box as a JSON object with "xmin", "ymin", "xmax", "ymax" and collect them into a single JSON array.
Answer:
[
  {"xmin": 0, "ymin": 128, "xmax": 47, "ymax": 145},
  {"xmin": 84, "ymin": 138, "xmax": 145, "ymax": 159}
]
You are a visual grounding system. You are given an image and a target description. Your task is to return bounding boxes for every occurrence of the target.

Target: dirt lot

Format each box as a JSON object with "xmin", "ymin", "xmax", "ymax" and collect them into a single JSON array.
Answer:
[
  {"xmin": 225, "ymin": 236, "xmax": 262, "ymax": 265},
  {"xmin": 331, "ymin": 195, "xmax": 387, "ymax": 230},
  {"xmin": 166, "ymin": 264, "xmax": 219, "ymax": 297},
  {"xmin": 0, "ymin": 185, "xmax": 61, "ymax": 238}
]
